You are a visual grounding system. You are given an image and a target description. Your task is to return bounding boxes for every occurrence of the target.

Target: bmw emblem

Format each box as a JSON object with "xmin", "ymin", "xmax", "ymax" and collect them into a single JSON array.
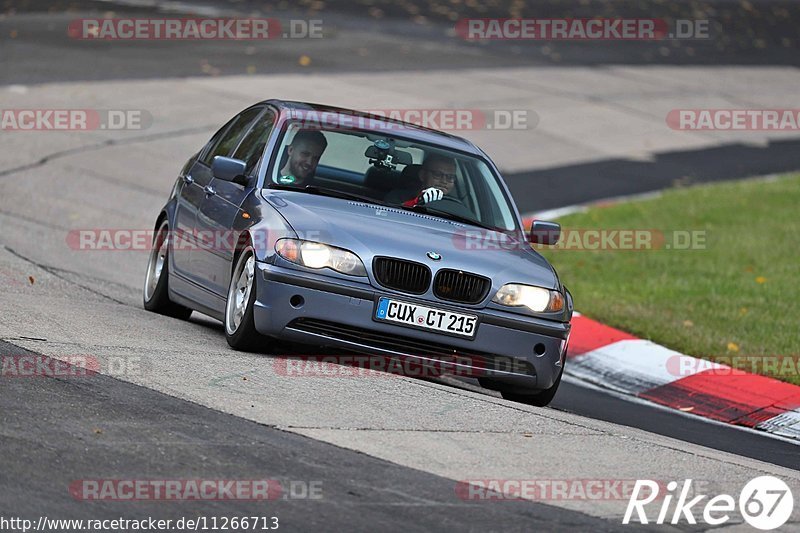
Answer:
[{"xmin": 427, "ymin": 251, "xmax": 442, "ymax": 261}]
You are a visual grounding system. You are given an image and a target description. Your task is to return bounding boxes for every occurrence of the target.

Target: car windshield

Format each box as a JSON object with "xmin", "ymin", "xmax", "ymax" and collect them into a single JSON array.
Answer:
[{"xmin": 268, "ymin": 121, "xmax": 519, "ymax": 231}]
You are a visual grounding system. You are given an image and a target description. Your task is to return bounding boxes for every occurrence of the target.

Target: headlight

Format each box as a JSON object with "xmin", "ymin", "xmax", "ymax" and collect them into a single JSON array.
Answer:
[
  {"xmin": 275, "ymin": 239, "xmax": 367, "ymax": 277},
  {"xmin": 300, "ymin": 242, "xmax": 331, "ymax": 269},
  {"xmin": 492, "ymin": 284, "xmax": 564, "ymax": 313}
]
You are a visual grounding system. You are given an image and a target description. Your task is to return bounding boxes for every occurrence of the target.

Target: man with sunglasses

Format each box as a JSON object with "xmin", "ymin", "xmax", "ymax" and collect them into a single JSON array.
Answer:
[{"xmin": 398, "ymin": 154, "xmax": 458, "ymax": 207}]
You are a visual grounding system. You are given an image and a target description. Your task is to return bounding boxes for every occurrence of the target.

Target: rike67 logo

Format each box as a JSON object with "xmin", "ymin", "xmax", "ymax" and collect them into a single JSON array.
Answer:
[{"xmin": 623, "ymin": 476, "xmax": 794, "ymax": 530}]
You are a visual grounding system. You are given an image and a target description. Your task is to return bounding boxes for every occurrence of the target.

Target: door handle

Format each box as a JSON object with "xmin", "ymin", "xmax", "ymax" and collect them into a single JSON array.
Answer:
[
  {"xmin": 204, "ymin": 185, "xmax": 216, "ymax": 196},
  {"xmin": 183, "ymin": 175, "xmax": 194, "ymax": 184}
]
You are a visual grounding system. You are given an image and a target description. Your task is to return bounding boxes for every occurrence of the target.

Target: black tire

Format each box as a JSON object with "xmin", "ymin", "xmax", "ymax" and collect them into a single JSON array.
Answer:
[
  {"xmin": 224, "ymin": 244, "xmax": 268, "ymax": 351},
  {"xmin": 143, "ymin": 220, "xmax": 193, "ymax": 320},
  {"xmin": 499, "ymin": 364, "xmax": 564, "ymax": 407}
]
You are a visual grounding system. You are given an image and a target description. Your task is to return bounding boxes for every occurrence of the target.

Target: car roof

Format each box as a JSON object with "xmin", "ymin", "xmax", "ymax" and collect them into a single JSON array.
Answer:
[{"xmin": 261, "ymin": 99, "xmax": 485, "ymax": 156}]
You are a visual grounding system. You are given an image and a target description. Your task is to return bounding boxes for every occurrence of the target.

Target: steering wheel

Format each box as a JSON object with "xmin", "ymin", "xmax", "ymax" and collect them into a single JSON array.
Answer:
[{"xmin": 427, "ymin": 195, "xmax": 475, "ymax": 219}]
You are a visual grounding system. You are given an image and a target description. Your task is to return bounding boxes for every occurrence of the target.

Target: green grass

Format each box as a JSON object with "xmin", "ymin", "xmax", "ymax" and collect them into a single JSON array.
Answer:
[{"xmin": 539, "ymin": 174, "xmax": 800, "ymax": 384}]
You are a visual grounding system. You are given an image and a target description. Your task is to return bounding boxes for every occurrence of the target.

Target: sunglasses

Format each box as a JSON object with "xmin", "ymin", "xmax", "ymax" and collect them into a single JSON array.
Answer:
[{"xmin": 427, "ymin": 169, "xmax": 457, "ymax": 183}]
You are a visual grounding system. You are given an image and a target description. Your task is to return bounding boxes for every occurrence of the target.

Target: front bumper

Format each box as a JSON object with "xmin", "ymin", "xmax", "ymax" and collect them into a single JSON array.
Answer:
[{"xmin": 253, "ymin": 263, "xmax": 570, "ymax": 391}]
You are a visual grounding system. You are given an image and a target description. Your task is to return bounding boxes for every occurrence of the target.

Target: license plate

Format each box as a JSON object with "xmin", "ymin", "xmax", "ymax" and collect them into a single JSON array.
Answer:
[{"xmin": 374, "ymin": 297, "xmax": 478, "ymax": 338}]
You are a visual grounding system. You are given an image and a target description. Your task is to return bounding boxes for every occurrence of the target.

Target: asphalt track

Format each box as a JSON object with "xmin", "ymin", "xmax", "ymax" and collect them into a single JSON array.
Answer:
[
  {"xmin": 1, "ymin": 1, "xmax": 799, "ymax": 531},
  {"xmin": 0, "ymin": 339, "xmax": 631, "ymax": 532}
]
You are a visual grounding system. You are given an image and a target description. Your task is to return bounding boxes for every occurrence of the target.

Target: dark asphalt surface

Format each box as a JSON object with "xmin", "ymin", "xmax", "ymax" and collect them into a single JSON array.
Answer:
[
  {"xmin": 1, "ymin": 0, "xmax": 799, "ymax": 530},
  {"xmin": 0, "ymin": 341, "xmax": 630, "ymax": 532},
  {"xmin": 552, "ymin": 381, "xmax": 800, "ymax": 471},
  {"xmin": 506, "ymin": 138, "xmax": 800, "ymax": 213},
  {"xmin": 2, "ymin": 0, "xmax": 799, "ymax": 86},
  {"xmin": 0, "ymin": 6, "xmax": 520, "ymax": 84}
]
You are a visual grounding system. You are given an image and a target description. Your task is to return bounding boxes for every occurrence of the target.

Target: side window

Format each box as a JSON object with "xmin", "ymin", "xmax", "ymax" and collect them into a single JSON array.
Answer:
[
  {"xmin": 233, "ymin": 110, "xmax": 276, "ymax": 175},
  {"xmin": 200, "ymin": 107, "xmax": 263, "ymax": 166},
  {"xmin": 200, "ymin": 118, "xmax": 237, "ymax": 164}
]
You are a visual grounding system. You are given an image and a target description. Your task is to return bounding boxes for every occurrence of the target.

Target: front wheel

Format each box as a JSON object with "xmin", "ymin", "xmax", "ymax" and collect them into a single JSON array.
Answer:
[
  {"xmin": 143, "ymin": 220, "xmax": 193, "ymax": 320},
  {"xmin": 224, "ymin": 244, "xmax": 268, "ymax": 351},
  {"xmin": 499, "ymin": 364, "xmax": 564, "ymax": 407}
]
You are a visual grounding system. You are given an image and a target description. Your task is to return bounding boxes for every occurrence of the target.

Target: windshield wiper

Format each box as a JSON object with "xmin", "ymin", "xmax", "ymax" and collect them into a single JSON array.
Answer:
[{"xmin": 409, "ymin": 204, "xmax": 502, "ymax": 231}]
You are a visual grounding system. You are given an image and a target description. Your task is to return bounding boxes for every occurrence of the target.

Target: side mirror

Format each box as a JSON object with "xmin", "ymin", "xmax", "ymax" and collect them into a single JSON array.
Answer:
[
  {"xmin": 211, "ymin": 156, "xmax": 248, "ymax": 186},
  {"xmin": 530, "ymin": 220, "xmax": 561, "ymax": 245}
]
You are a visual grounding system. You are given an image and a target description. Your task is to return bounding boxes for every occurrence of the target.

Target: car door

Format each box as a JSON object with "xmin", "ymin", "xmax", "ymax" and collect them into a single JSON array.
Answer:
[
  {"xmin": 170, "ymin": 119, "xmax": 236, "ymax": 279},
  {"xmin": 193, "ymin": 106, "xmax": 274, "ymax": 300}
]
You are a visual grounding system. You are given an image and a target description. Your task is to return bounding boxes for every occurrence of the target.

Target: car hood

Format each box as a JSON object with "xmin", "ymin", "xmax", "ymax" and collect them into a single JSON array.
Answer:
[{"xmin": 263, "ymin": 191, "xmax": 559, "ymax": 290}]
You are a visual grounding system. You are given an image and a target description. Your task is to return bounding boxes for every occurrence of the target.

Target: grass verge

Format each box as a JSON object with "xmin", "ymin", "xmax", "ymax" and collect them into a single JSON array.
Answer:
[{"xmin": 538, "ymin": 174, "xmax": 800, "ymax": 385}]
